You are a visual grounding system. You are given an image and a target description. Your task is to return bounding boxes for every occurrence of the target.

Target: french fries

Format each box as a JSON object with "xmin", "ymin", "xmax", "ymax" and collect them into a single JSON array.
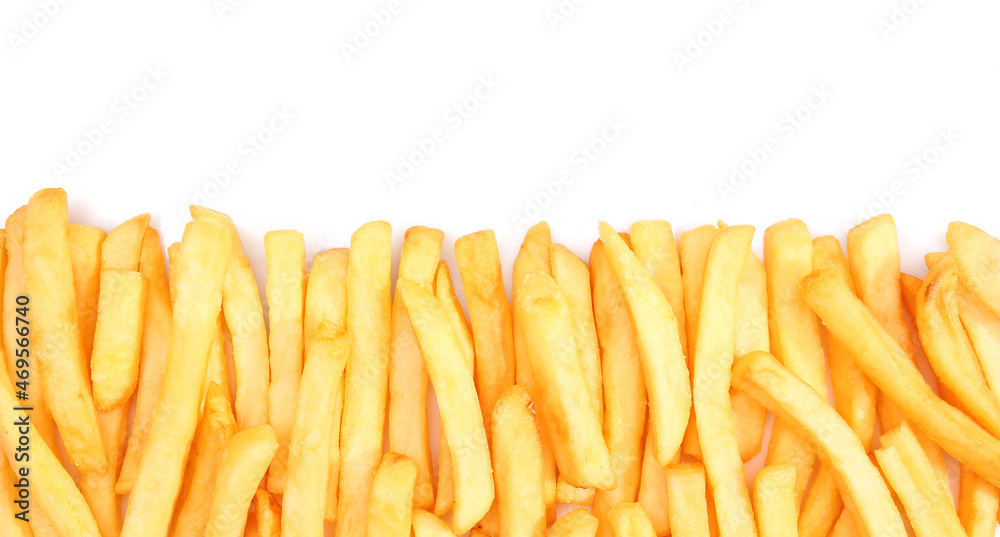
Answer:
[
  {"xmin": 952, "ymin": 275, "xmax": 1000, "ymax": 399},
  {"xmin": 732, "ymin": 350, "xmax": 906, "ymax": 537},
  {"xmin": 753, "ymin": 464, "xmax": 797, "ymax": 537},
  {"xmin": 205, "ymin": 425, "xmax": 279, "ymax": 537},
  {"xmin": 947, "ymin": 221, "xmax": 1000, "ymax": 317},
  {"xmin": 67, "ymin": 224, "xmax": 106, "ymax": 361},
  {"xmin": 636, "ymin": 429, "xmax": 671, "ymax": 537},
  {"xmin": 958, "ymin": 466, "xmax": 1000, "ymax": 537},
  {"xmin": 733, "ymin": 251, "xmax": 768, "ymax": 461},
  {"xmin": 412, "ymin": 509, "xmax": 455, "ymax": 537},
  {"xmin": 666, "ymin": 463, "xmax": 711, "ymax": 537},
  {"xmin": 0, "ymin": 457, "xmax": 32, "ymax": 537},
  {"xmin": 367, "ymin": 453, "xmax": 419, "ymax": 537},
  {"xmin": 492, "ymin": 385, "xmax": 546, "ymax": 537},
  {"xmin": 608, "ymin": 502, "xmax": 656, "ymax": 537},
  {"xmin": 90, "ymin": 269, "xmax": 146, "ymax": 409},
  {"xmin": 678, "ymin": 224, "xmax": 716, "ymax": 459},
  {"xmin": 255, "ymin": 489, "xmax": 282, "ymax": 537},
  {"xmin": 550, "ymin": 508, "xmax": 600, "ymax": 537}
]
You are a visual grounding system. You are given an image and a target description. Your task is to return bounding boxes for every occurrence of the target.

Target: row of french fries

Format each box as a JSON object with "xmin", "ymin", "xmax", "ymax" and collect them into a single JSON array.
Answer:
[{"xmin": 1, "ymin": 187, "xmax": 999, "ymax": 537}]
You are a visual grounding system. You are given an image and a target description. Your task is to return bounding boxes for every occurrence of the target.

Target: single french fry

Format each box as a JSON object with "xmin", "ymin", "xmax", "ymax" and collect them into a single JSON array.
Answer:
[
  {"xmin": 828, "ymin": 510, "xmax": 860, "ymax": 537},
  {"xmin": 167, "ymin": 241, "xmax": 181, "ymax": 303},
  {"xmin": 608, "ymin": 502, "xmax": 656, "ymax": 537},
  {"xmin": 388, "ymin": 226, "xmax": 443, "ymax": 511},
  {"xmin": 958, "ymin": 466, "xmax": 1000, "ymax": 537},
  {"xmin": 399, "ymin": 279, "xmax": 494, "ymax": 534},
  {"xmin": 666, "ymin": 463, "xmax": 711, "ymax": 537},
  {"xmin": 953, "ymin": 276, "xmax": 1000, "ymax": 399},
  {"xmin": 366, "ymin": 453, "xmax": 419, "ymax": 537},
  {"xmin": 172, "ymin": 382, "xmax": 237, "ymax": 537},
  {"xmin": 68, "ymin": 224, "xmax": 106, "ymax": 361},
  {"xmin": 205, "ymin": 313, "xmax": 231, "ymax": 406},
  {"xmin": 205, "ymin": 425, "xmax": 279, "ymax": 537},
  {"xmin": 91, "ymin": 270, "xmax": 146, "ymax": 409},
  {"xmin": 550, "ymin": 508, "xmax": 600, "ymax": 537},
  {"xmin": 121, "ymin": 219, "xmax": 232, "ymax": 537},
  {"xmin": 691, "ymin": 224, "xmax": 756, "ymax": 537},
  {"xmin": 118, "ymin": 227, "xmax": 173, "ymax": 493},
  {"xmin": 255, "ymin": 489, "xmax": 281, "ymax": 537},
  {"xmin": 733, "ymin": 350, "xmax": 906, "ymax": 537},
  {"xmin": 947, "ymin": 221, "xmax": 1000, "ymax": 318},
  {"xmin": 281, "ymin": 323, "xmax": 350, "ymax": 537},
  {"xmin": 337, "ymin": 221, "xmax": 392, "ymax": 537},
  {"xmin": 636, "ymin": 425, "xmax": 671, "ymax": 537},
  {"xmin": 492, "ymin": 385, "xmax": 546, "ymax": 537},
  {"xmin": 412, "ymin": 509, "xmax": 455, "ymax": 537},
  {"xmin": 264, "ymin": 229, "xmax": 305, "ymax": 494},
  {"xmin": 630, "ymin": 220, "xmax": 687, "ymax": 354},
  {"xmin": 753, "ymin": 464, "xmax": 798, "ymax": 537},
  {"xmin": 678, "ymin": 224, "xmax": 716, "ymax": 459},
  {"xmin": 733, "ymin": 252, "xmax": 768, "ymax": 462}
]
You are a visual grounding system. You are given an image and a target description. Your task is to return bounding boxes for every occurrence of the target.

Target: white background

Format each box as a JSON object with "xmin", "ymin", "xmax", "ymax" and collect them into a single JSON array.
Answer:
[{"xmin": 3, "ymin": 0, "xmax": 1000, "ymax": 534}]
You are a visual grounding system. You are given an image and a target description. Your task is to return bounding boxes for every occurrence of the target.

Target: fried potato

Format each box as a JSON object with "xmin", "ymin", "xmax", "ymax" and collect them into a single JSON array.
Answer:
[
  {"xmin": 337, "ymin": 221, "xmax": 392, "ymax": 537},
  {"xmin": 388, "ymin": 226, "xmax": 443, "ymax": 511},
  {"xmin": 690, "ymin": 224, "xmax": 756, "ymax": 537},
  {"xmin": 636, "ymin": 427, "xmax": 671, "ymax": 537},
  {"xmin": 665, "ymin": 462, "xmax": 710, "ymax": 537},
  {"xmin": 281, "ymin": 323, "xmax": 350, "ymax": 537},
  {"xmin": 399, "ymin": 279, "xmax": 494, "ymax": 533},
  {"xmin": 121, "ymin": 219, "xmax": 232, "ymax": 537},
  {"xmin": 828, "ymin": 510, "xmax": 860, "ymax": 537},
  {"xmin": 366, "ymin": 453, "xmax": 419, "ymax": 537},
  {"xmin": 733, "ymin": 252, "xmax": 768, "ymax": 461},
  {"xmin": 753, "ymin": 464, "xmax": 797, "ymax": 537},
  {"xmin": 608, "ymin": 502, "xmax": 656, "ymax": 537},
  {"xmin": 630, "ymin": 220, "xmax": 687, "ymax": 353},
  {"xmin": 947, "ymin": 221, "xmax": 1000, "ymax": 317},
  {"xmin": 733, "ymin": 350, "xmax": 906, "ymax": 537},
  {"xmin": 492, "ymin": 385, "xmax": 546, "ymax": 537},
  {"xmin": 90, "ymin": 269, "xmax": 146, "ymax": 409},
  {"xmin": 952, "ymin": 275, "xmax": 1000, "ymax": 399},
  {"xmin": 958, "ymin": 466, "xmax": 1000, "ymax": 537},
  {"xmin": 205, "ymin": 425, "xmax": 279, "ymax": 537},
  {"xmin": 550, "ymin": 508, "xmax": 599, "ymax": 537},
  {"xmin": 412, "ymin": 509, "xmax": 455, "ymax": 537},
  {"xmin": 678, "ymin": 224, "xmax": 716, "ymax": 459},
  {"xmin": 255, "ymin": 489, "xmax": 281, "ymax": 537},
  {"xmin": 68, "ymin": 224, "xmax": 106, "ymax": 360},
  {"xmin": 205, "ymin": 313, "xmax": 231, "ymax": 406},
  {"xmin": 0, "ymin": 457, "xmax": 32, "ymax": 537}
]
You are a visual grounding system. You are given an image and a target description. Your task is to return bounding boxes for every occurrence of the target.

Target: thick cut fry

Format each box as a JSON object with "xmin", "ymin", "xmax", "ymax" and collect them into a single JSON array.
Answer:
[
  {"xmin": 954, "ymin": 278, "xmax": 1000, "ymax": 399},
  {"xmin": 337, "ymin": 221, "xmax": 392, "ymax": 537},
  {"xmin": 515, "ymin": 271, "xmax": 613, "ymax": 489},
  {"xmin": 801, "ymin": 268, "xmax": 1000, "ymax": 487},
  {"xmin": 608, "ymin": 502, "xmax": 656, "ymax": 537},
  {"xmin": 763, "ymin": 219, "xmax": 823, "ymax": 497},
  {"xmin": 666, "ymin": 463, "xmax": 710, "ymax": 537},
  {"xmin": 732, "ymin": 351, "xmax": 907, "ymax": 537},
  {"xmin": 264, "ymin": 229, "xmax": 305, "ymax": 494},
  {"xmin": 205, "ymin": 313, "xmax": 230, "ymax": 405},
  {"xmin": 753, "ymin": 464, "xmax": 798, "ymax": 537},
  {"xmin": 172, "ymin": 382, "xmax": 237, "ymax": 537},
  {"xmin": 630, "ymin": 220, "xmax": 687, "ymax": 355},
  {"xmin": 492, "ymin": 385, "xmax": 546, "ymax": 537},
  {"xmin": 550, "ymin": 508, "xmax": 600, "ymax": 537},
  {"xmin": 958, "ymin": 466, "xmax": 1000, "ymax": 537},
  {"xmin": 68, "ymin": 224, "xmax": 106, "ymax": 360},
  {"xmin": 412, "ymin": 509, "xmax": 455, "ymax": 537},
  {"xmin": 191, "ymin": 206, "xmax": 270, "ymax": 430},
  {"xmin": 388, "ymin": 226, "xmax": 443, "ymax": 511},
  {"xmin": 121, "ymin": 219, "xmax": 232, "ymax": 537},
  {"xmin": 590, "ymin": 240, "xmax": 648, "ymax": 537},
  {"xmin": 367, "ymin": 453, "xmax": 419, "ymax": 537},
  {"xmin": 733, "ymin": 252, "xmax": 768, "ymax": 462},
  {"xmin": 205, "ymin": 425, "xmax": 279, "ymax": 537},
  {"xmin": 255, "ymin": 489, "xmax": 281, "ymax": 537},
  {"xmin": 690, "ymin": 224, "xmax": 756, "ymax": 537},
  {"xmin": 637, "ymin": 427, "xmax": 671, "ymax": 537},
  {"xmin": 678, "ymin": 224, "xmax": 716, "ymax": 459},
  {"xmin": 874, "ymin": 422, "xmax": 964, "ymax": 537},
  {"xmin": 400, "ymin": 280, "xmax": 494, "ymax": 534},
  {"xmin": 947, "ymin": 221, "xmax": 1000, "ymax": 318},
  {"xmin": 282, "ymin": 323, "xmax": 350, "ymax": 537},
  {"xmin": 118, "ymin": 227, "xmax": 173, "ymax": 493},
  {"xmin": 599, "ymin": 222, "xmax": 690, "ymax": 465},
  {"xmin": 90, "ymin": 269, "xmax": 146, "ymax": 409}
]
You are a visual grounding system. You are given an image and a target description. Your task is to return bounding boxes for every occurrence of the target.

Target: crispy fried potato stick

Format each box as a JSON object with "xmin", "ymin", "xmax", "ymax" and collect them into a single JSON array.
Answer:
[
  {"xmin": 733, "ymin": 252, "xmax": 768, "ymax": 461},
  {"xmin": 732, "ymin": 350, "xmax": 906, "ymax": 537},
  {"xmin": 630, "ymin": 220, "xmax": 687, "ymax": 354},
  {"xmin": 753, "ymin": 464, "xmax": 798, "ymax": 537},
  {"xmin": 282, "ymin": 323, "xmax": 350, "ymax": 537},
  {"xmin": 802, "ymin": 267, "xmax": 1000, "ymax": 487},
  {"xmin": 205, "ymin": 313, "xmax": 230, "ymax": 406},
  {"xmin": 492, "ymin": 385, "xmax": 546, "ymax": 537},
  {"xmin": 91, "ymin": 269, "xmax": 146, "ymax": 409},
  {"xmin": 952, "ymin": 276, "xmax": 1000, "ymax": 400},
  {"xmin": 388, "ymin": 226, "xmax": 443, "ymax": 511},
  {"xmin": 691, "ymin": 224, "xmax": 756, "ymax": 537},
  {"xmin": 637, "ymin": 427, "xmax": 672, "ymax": 537},
  {"xmin": 255, "ymin": 489, "xmax": 281, "ymax": 537},
  {"xmin": 678, "ymin": 224, "xmax": 716, "ymax": 459},
  {"xmin": 666, "ymin": 463, "xmax": 711, "ymax": 537},
  {"xmin": 828, "ymin": 511, "xmax": 860, "ymax": 537},
  {"xmin": 205, "ymin": 425, "xmax": 279, "ymax": 537},
  {"xmin": 550, "ymin": 508, "xmax": 600, "ymax": 537},
  {"xmin": 608, "ymin": 502, "xmax": 656, "ymax": 537},
  {"xmin": 121, "ymin": 219, "xmax": 232, "ymax": 537},
  {"xmin": 68, "ymin": 224, "xmax": 106, "ymax": 361},
  {"xmin": 400, "ymin": 279, "xmax": 494, "ymax": 533},
  {"xmin": 264, "ymin": 229, "xmax": 305, "ymax": 494},
  {"xmin": 412, "ymin": 509, "xmax": 455, "ymax": 537},
  {"xmin": 958, "ymin": 465, "xmax": 1000, "ymax": 537},
  {"xmin": 947, "ymin": 221, "xmax": 1000, "ymax": 318},
  {"xmin": 366, "ymin": 453, "xmax": 418, "ymax": 537}
]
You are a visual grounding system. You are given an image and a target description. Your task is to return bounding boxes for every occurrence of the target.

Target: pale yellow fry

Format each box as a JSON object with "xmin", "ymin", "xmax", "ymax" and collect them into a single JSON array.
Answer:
[
  {"xmin": 678, "ymin": 224, "xmax": 716, "ymax": 460},
  {"xmin": 412, "ymin": 509, "xmax": 456, "ymax": 537},
  {"xmin": 733, "ymin": 252, "xmax": 768, "ymax": 462},
  {"xmin": 802, "ymin": 267, "xmax": 1000, "ymax": 487},
  {"xmin": 121, "ymin": 219, "xmax": 232, "ymax": 537},
  {"xmin": 282, "ymin": 323, "xmax": 350, "ymax": 537},
  {"xmin": 590, "ymin": 239, "xmax": 648, "ymax": 537},
  {"xmin": 947, "ymin": 221, "xmax": 1000, "ymax": 318},
  {"xmin": 630, "ymin": 220, "xmax": 687, "ymax": 354},
  {"xmin": 691, "ymin": 224, "xmax": 756, "ymax": 537},
  {"xmin": 205, "ymin": 425, "xmax": 279, "ymax": 537},
  {"xmin": 958, "ymin": 466, "xmax": 1000, "ymax": 537},
  {"xmin": 190, "ymin": 206, "xmax": 270, "ymax": 431},
  {"xmin": 666, "ymin": 463, "xmax": 711, "ymax": 537},
  {"xmin": 91, "ymin": 269, "xmax": 146, "ymax": 409},
  {"xmin": 0, "ymin": 440, "xmax": 32, "ymax": 537},
  {"xmin": 264, "ymin": 229, "xmax": 305, "ymax": 494},
  {"xmin": 167, "ymin": 241, "xmax": 180, "ymax": 304},
  {"xmin": 205, "ymin": 313, "xmax": 231, "ymax": 406},
  {"xmin": 764, "ymin": 219, "xmax": 823, "ymax": 497},
  {"xmin": 101, "ymin": 213, "xmax": 149, "ymax": 270},
  {"xmin": 388, "ymin": 226, "xmax": 443, "ymax": 511},
  {"xmin": 492, "ymin": 385, "xmax": 546, "ymax": 537},
  {"xmin": 400, "ymin": 279, "xmax": 494, "ymax": 533},
  {"xmin": 753, "ymin": 464, "xmax": 798, "ymax": 537},
  {"xmin": 637, "ymin": 425, "xmax": 671, "ymax": 537},
  {"xmin": 368, "ymin": 455, "xmax": 418, "ymax": 537},
  {"xmin": 118, "ymin": 227, "xmax": 173, "ymax": 493},
  {"xmin": 608, "ymin": 502, "xmax": 656, "ymax": 537},
  {"xmin": 954, "ymin": 278, "xmax": 1000, "ymax": 401},
  {"xmin": 550, "ymin": 508, "xmax": 600, "ymax": 537},
  {"xmin": 172, "ymin": 382, "xmax": 237, "ymax": 537},
  {"xmin": 88, "ymin": 404, "xmax": 125, "ymax": 537},
  {"xmin": 733, "ymin": 351, "xmax": 906, "ymax": 537},
  {"xmin": 337, "ymin": 221, "xmax": 392, "ymax": 537},
  {"xmin": 68, "ymin": 224, "xmax": 106, "ymax": 360},
  {"xmin": 599, "ymin": 222, "xmax": 690, "ymax": 466},
  {"xmin": 255, "ymin": 489, "xmax": 281, "ymax": 537}
]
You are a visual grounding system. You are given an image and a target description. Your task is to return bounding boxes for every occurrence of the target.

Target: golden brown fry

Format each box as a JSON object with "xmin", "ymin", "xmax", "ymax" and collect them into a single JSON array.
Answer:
[
  {"xmin": 947, "ymin": 221, "xmax": 1000, "ymax": 317},
  {"xmin": 366, "ymin": 453, "xmax": 419, "ymax": 537},
  {"xmin": 388, "ymin": 226, "xmax": 443, "ymax": 511},
  {"xmin": 678, "ymin": 224, "xmax": 717, "ymax": 460},
  {"xmin": 172, "ymin": 382, "xmax": 237, "ymax": 537},
  {"xmin": 753, "ymin": 464, "xmax": 798, "ymax": 537},
  {"xmin": 255, "ymin": 489, "xmax": 281, "ymax": 537},
  {"xmin": 337, "ymin": 221, "xmax": 392, "ymax": 537},
  {"xmin": 733, "ymin": 252, "xmax": 768, "ymax": 462},
  {"xmin": 550, "ymin": 508, "xmax": 600, "ymax": 537},
  {"xmin": 492, "ymin": 385, "xmax": 546, "ymax": 537},
  {"xmin": 68, "ymin": 224, "xmax": 106, "ymax": 360},
  {"xmin": 90, "ymin": 270, "xmax": 146, "ymax": 409},
  {"xmin": 732, "ymin": 351, "xmax": 906, "ymax": 537},
  {"xmin": 205, "ymin": 425, "xmax": 279, "ymax": 537},
  {"xmin": 264, "ymin": 229, "xmax": 305, "ymax": 494},
  {"xmin": 952, "ymin": 277, "xmax": 1000, "ymax": 399},
  {"xmin": 630, "ymin": 220, "xmax": 687, "ymax": 354},
  {"xmin": 666, "ymin": 463, "xmax": 711, "ymax": 537},
  {"xmin": 636, "ymin": 427, "xmax": 671, "ymax": 537},
  {"xmin": 608, "ymin": 502, "xmax": 656, "ymax": 537},
  {"xmin": 121, "ymin": 219, "xmax": 232, "ymax": 537},
  {"xmin": 282, "ymin": 323, "xmax": 350, "ymax": 537},
  {"xmin": 958, "ymin": 466, "xmax": 1000, "ymax": 537},
  {"xmin": 399, "ymin": 279, "xmax": 494, "ymax": 533},
  {"xmin": 412, "ymin": 509, "xmax": 455, "ymax": 537},
  {"xmin": 691, "ymin": 224, "xmax": 756, "ymax": 537},
  {"xmin": 205, "ymin": 313, "xmax": 231, "ymax": 406}
]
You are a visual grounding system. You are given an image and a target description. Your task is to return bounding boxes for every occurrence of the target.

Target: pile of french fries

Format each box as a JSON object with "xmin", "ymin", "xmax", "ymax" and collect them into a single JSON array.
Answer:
[{"xmin": 1, "ymin": 187, "xmax": 999, "ymax": 537}]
